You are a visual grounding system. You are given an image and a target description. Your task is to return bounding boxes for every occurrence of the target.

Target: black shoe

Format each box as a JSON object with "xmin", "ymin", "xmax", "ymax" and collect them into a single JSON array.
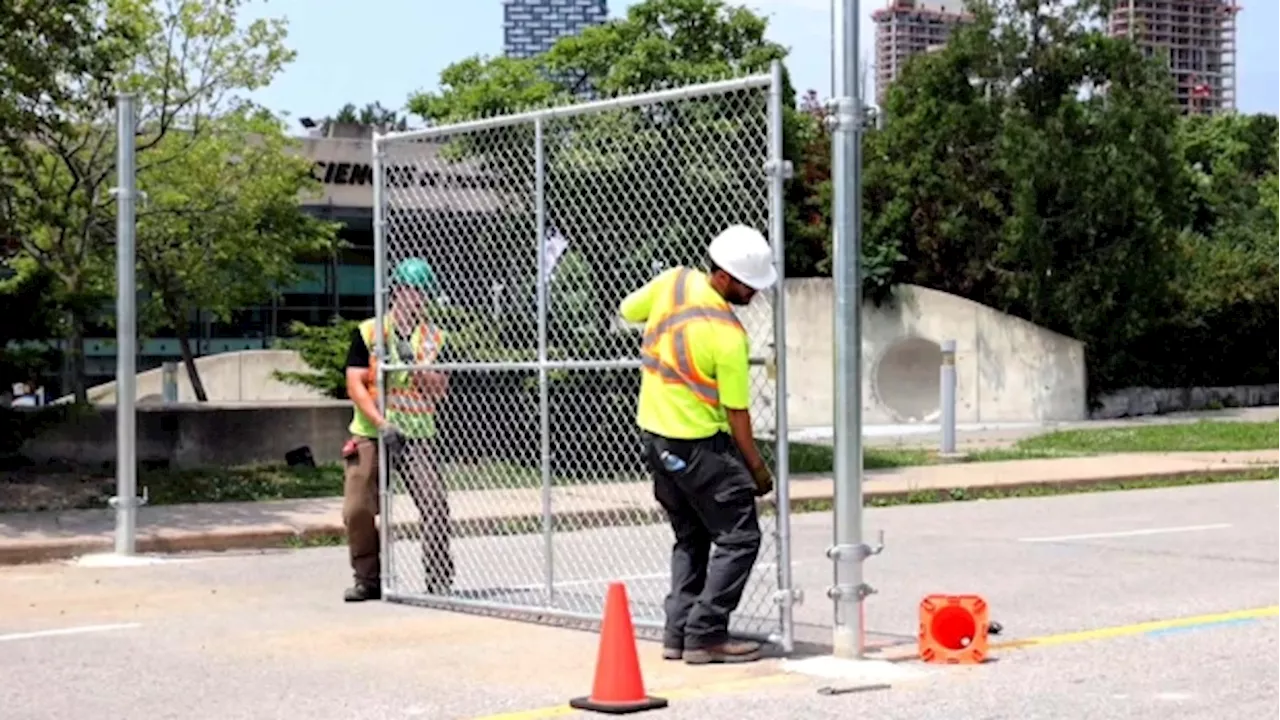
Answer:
[
  {"xmin": 988, "ymin": 621, "xmax": 1003, "ymax": 636},
  {"xmin": 344, "ymin": 582, "xmax": 382, "ymax": 602}
]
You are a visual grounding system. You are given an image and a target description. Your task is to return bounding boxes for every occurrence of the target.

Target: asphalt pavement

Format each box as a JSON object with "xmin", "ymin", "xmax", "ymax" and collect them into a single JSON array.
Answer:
[{"xmin": 0, "ymin": 480, "xmax": 1275, "ymax": 719}]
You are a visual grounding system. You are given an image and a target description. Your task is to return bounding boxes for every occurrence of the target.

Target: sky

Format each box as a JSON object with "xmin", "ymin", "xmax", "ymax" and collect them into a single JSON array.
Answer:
[{"xmin": 239, "ymin": 0, "xmax": 1278, "ymax": 129}]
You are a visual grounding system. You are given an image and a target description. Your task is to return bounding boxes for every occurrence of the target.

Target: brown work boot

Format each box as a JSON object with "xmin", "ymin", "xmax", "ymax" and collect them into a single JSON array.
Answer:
[{"xmin": 683, "ymin": 640, "xmax": 762, "ymax": 665}]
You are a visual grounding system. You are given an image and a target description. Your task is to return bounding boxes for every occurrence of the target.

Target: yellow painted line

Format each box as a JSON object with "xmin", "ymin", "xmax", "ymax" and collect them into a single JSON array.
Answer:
[
  {"xmin": 991, "ymin": 605, "xmax": 1279, "ymax": 651},
  {"xmin": 474, "ymin": 607, "xmax": 1278, "ymax": 719},
  {"xmin": 469, "ymin": 673, "xmax": 801, "ymax": 720}
]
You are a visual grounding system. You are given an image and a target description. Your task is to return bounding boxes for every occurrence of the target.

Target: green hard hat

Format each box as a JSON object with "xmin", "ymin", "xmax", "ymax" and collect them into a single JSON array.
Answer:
[{"xmin": 391, "ymin": 257, "xmax": 437, "ymax": 291}]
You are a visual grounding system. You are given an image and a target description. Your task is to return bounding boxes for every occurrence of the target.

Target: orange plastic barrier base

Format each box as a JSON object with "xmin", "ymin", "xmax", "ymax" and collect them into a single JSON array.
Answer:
[
  {"xmin": 569, "ymin": 582, "xmax": 669, "ymax": 715},
  {"xmin": 918, "ymin": 594, "xmax": 990, "ymax": 665}
]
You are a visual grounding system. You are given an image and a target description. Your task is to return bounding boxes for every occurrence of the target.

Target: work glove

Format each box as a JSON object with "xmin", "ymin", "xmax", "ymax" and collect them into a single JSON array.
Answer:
[
  {"xmin": 379, "ymin": 422, "xmax": 407, "ymax": 463},
  {"xmin": 750, "ymin": 464, "xmax": 774, "ymax": 497}
]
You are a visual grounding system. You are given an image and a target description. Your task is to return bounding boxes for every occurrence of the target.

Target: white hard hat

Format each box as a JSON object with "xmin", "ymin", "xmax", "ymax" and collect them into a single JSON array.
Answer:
[{"xmin": 707, "ymin": 224, "xmax": 778, "ymax": 290}]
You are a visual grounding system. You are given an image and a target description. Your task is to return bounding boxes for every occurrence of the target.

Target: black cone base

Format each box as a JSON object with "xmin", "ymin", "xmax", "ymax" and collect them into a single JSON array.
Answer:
[{"xmin": 568, "ymin": 695, "xmax": 669, "ymax": 715}]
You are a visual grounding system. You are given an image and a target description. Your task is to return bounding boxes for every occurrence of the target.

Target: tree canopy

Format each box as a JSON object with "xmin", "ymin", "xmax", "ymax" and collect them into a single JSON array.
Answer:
[{"xmin": 1, "ymin": 0, "xmax": 337, "ymax": 401}]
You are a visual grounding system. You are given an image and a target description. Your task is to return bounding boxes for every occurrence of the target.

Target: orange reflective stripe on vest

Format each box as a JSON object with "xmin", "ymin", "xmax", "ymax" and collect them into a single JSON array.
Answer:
[
  {"xmin": 640, "ymin": 268, "xmax": 744, "ymax": 406},
  {"xmin": 361, "ymin": 321, "xmax": 442, "ymax": 415}
]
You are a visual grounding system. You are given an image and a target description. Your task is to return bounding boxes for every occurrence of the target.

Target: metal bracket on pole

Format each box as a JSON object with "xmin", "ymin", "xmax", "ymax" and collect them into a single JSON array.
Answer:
[
  {"xmin": 108, "ymin": 486, "xmax": 149, "ymax": 511},
  {"xmin": 825, "ymin": 529, "xmax": 886, "ymax": 601},
  {"xmin": 773, "ymin": 587, "xmax": 805, "ymax": 607},
  {"xmin": 764, "ymin": 159, "xmax": 794, "ymax": 180},
  {"xmin": 822, "ymin": 97, "xmax": 875, "ymax": 131},
  {"xmin": 825, "ymin": 528, "xmax": 886, "ymax": 563}
]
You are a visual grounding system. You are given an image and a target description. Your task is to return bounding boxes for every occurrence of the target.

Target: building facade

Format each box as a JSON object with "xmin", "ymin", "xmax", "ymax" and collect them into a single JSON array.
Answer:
[
  {"xmin": 63, "ymin": 123, "xmax": 505, "ymax": 391},
  {"xmin": 502, "ymin": 0, "xmax": 609, "ymax": 59},
  {"xmin": 873, "ymin": 0, "xmax": 973, "ymax": 106},
  {"xmin": 1107, "ymin": 0, "xmax": 1239, "ymax": 115}
]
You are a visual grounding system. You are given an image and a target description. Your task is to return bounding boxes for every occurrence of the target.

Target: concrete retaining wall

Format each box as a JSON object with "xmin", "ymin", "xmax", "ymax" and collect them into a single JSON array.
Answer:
[
  {"xmin": 82, "ymin": 350, "xmax": 328, "ymax": 405},
  {"xmin": 748, "ymin": 281, "xmax": 1088, "ymax": 428},
  {"xmin": 18, "ymin": 403, "xmax": 352, "ymax": 470}
]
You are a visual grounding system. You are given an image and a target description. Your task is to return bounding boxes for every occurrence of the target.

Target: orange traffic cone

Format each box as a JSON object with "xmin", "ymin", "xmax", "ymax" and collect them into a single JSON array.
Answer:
[
  {"xmin": 918, "ymin": 594, "xmax": 990, "ymax": 665},
  {"xmin": 569, "ymin": 582, "xmax": 669, "ymax": 715}
]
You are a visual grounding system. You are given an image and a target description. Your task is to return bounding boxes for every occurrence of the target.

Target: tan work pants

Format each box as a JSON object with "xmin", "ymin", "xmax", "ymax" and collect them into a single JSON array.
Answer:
[{"xmin": 342, "ymin": 435, "xmax": 454, "ymax": 588}]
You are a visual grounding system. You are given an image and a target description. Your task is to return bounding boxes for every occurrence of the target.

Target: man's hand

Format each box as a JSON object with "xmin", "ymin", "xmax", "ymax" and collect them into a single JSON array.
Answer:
[
  {"xmin": 750, "ymin": 463, "xmax": 774, "ymax": 497},
  {"xmin": 379, "ymin": 422, "xmax": 406, "ymax": 462},
  {"xmin": 415, "ymin": 370, "xmax": 448, "ymax": 398}
]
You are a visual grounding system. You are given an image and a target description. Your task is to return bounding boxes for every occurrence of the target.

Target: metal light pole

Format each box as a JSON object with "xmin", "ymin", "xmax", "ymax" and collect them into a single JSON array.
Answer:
[
  {"xmin": 111, "ymin": 92, "xmax": 140, "ymax": 555},
  {"xmin": 826, "ymin": 0, "xmax": 882, "ymax": 660}
]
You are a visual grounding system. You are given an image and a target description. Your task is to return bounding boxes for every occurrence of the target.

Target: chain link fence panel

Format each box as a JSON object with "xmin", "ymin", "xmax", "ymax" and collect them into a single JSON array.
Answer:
[{"xmin": 371, "ymin": 66, "xmax": 793, "ymax": 650}]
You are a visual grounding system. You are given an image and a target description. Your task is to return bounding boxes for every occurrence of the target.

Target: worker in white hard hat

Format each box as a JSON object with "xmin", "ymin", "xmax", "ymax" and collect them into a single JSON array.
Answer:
[{"xmin": 617, "ymin": 224, "xmax": 778, "ymax": 666}]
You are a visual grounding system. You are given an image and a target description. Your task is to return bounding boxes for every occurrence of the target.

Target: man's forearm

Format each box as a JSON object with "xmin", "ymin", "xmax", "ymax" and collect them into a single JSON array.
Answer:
[
  {"xmin": 348, "ymin": 382, "xmax": 386, "ymax": 428},
  {"xmin": 725, "ymin": 408, "xmax": 765, "ymax": 471}
]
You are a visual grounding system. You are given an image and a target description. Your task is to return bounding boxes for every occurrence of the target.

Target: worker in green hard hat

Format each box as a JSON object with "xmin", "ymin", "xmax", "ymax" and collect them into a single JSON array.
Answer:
[{"xmin": 339, "ymin": 256, "xmax": 456, "ymax": 603}]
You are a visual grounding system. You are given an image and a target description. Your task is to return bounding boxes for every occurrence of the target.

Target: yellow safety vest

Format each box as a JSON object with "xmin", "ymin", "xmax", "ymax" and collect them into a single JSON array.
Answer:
[
  {"xmin": 348, "ymin": 317, "xmax": 445, "ymax": 440},
  {"xmin": 637, "ymin": 267, "xmax": 747, "ymax": 438}
]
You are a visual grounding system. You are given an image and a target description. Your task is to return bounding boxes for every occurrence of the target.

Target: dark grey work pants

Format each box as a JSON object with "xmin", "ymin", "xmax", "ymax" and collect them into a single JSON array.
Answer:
[{"xmin": 642, "ymin": 430, "xmax": 763, "ymax": 651}]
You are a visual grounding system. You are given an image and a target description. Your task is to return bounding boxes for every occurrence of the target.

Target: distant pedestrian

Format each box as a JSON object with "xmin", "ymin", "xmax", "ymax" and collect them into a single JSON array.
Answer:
[
  {"xmin": 340, "ymin": 257, "xmax": 455, "ymax": 602},
  {"xmin": 618, "ymin": 224, "xmax": 779, "ymax": 664}
]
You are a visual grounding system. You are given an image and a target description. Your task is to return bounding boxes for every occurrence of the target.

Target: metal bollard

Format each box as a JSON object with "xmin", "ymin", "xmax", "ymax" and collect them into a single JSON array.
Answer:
[
  {"xmin": 162, "ymin": 361, "xmax": 178, "ymax": 404},
  {"xmin": 940, "ymin": 340, "xmax": 957, "ymax": 455}
]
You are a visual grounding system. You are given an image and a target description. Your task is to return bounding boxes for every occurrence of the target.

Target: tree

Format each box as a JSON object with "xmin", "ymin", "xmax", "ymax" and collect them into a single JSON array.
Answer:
[
  {"xmin": 866, "ymin": 0, "xmax": 1193, "ymax": 394},
  {"xmin": 0, "ymin": 0, "xmax": 138, "ymax": 244},
  {"xmin": 134, "ymin": 107, "xmax": 339, "ymax": 401},
  {"xmin": 409, "ymin": 0, "xmax": 839, "ymax": 285},
  {"xmin": 0, "ymin": 265, "xmax": 62, "ymax": 398},
  {"xmin": 408, "ymin": 0, "xmax": 811, "ymax": 357},
  {"xmin": 272, "ymin": 317, "xmax": 360, "ymax": 399},
  {"xmin": 0, "ymin": 0, "xmax": 296, "ymax": 402},
  {"xmin": 324, "ymin": 101, "xmax": 410, "ymax": 131},
  {"xmin": 1142, "ymin": 112, "xmax": 1279, "ymax": 387}
]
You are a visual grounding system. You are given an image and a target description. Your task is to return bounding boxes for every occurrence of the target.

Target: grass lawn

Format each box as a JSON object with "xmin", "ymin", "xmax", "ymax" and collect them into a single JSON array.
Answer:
[
  {"xmin": 4, "ymin": 420, "xmax": 1273, "ymax": 511},
  {"xmin": 983, "ymin": 419, "xmax": 1279, "ymax": 455}
]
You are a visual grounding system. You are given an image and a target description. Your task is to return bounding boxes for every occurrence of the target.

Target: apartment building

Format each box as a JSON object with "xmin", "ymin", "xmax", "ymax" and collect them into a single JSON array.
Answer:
[
  {"xmin": 1108, "ymin": 0, "xmax": 1240, "ymax": 114},
  {"xmin": 873, "ymin": 0, "xmax": 972, "ymax": 106},
  {"xmin": 502, "ymin": 0, "xmax": 609, "ymax": 59}
]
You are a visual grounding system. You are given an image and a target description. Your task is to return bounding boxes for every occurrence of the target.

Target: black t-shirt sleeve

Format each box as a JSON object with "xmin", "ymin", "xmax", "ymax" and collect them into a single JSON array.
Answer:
[{"xmin": 345, "ymin": 326, "xmax": 370, "ymax": 369}]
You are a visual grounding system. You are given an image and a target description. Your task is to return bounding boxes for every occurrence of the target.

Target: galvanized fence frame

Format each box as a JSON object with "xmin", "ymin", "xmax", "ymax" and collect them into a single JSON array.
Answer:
[{"xmin": 370, "ymin": 61, "xmax": 794, "ymax": 652}]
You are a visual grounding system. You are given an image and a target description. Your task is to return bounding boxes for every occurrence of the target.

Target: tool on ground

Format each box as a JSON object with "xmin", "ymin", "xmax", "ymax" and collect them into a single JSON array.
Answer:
[
  {"xmin": 569, "ymin": 582, "xmax": 669, "ymax": 715},
  {"xmin": 817, "ymin": 683, "xmax": 892, "ymax": 696},
  {"xmin": 918, "ymin": 593, "xmax": 990, "ymax": 665}
]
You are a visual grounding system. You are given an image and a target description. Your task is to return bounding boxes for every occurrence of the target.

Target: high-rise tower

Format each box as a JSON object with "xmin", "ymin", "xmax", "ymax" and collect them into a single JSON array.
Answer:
[
  {"xmin": 873, "ymin": 0, "xmax": 972, "ymax": 106},
  {"xmin": 1108, "ymin": 0, "xmax": 1240, "ymax": 114},
  {"xmin": 503, "ymin": 0, "xmax": 609, "ymax": 59}
]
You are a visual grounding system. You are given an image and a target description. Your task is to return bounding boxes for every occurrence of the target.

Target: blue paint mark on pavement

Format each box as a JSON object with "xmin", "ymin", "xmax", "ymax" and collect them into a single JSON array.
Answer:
[{"xmin": 1145, "ymin": 617, "xmax": 1259, "ymax": 638}]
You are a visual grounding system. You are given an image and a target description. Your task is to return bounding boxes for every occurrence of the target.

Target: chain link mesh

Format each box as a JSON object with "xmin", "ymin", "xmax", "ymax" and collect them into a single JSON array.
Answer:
[{"xmin": 373, "ymin": 73, "xmax": 788, "ymax": 646}]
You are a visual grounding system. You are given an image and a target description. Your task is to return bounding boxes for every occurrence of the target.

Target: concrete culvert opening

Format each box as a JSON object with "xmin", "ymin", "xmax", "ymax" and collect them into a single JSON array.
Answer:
[{"xmin": 874, "ymin": 336, "xmax": 943, "ymax": 422}]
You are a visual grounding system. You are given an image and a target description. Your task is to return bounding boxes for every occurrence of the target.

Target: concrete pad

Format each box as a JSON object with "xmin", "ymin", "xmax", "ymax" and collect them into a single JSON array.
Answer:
[
  {"xmin": 69, "ymin": 552, "xmax": 182, "ymax": 568},
  {"xmin": 781, "ymin": 655, "xmax": 931, "ymax": 685}
]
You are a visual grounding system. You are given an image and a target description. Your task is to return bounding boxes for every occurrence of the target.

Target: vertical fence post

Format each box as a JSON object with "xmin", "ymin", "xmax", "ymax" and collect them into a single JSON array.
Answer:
[
  {"xmin": 828, "ymin": 0, "xmax": 883, "ymax": 660},
  {"xmin": 372, "ymin": 134, "xmax": 390, "ymax": 592},
  {"xmin": 766, "ymin": 59, "xmax": 796, "ymax": 653},
  {"xmin": 940, "ymin": 340, "xmax": 957, "ymax": 456},
  {"xmin": 534, "ymin": 117, "xmax": 555, "ymax": 604},
  {"xmin": 112, "ymin": 92, "xmax": 139, "ymax": 556}
]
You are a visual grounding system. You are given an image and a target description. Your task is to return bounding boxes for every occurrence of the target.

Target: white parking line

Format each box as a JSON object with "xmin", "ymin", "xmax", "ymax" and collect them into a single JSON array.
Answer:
[
  {"xmin": 0, "ymin": 623, "xmax": 142, "ymax": 643},
  {"xmin": 1018, "ymin": 523, "xmax": 1233, "ymax": 543}
]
